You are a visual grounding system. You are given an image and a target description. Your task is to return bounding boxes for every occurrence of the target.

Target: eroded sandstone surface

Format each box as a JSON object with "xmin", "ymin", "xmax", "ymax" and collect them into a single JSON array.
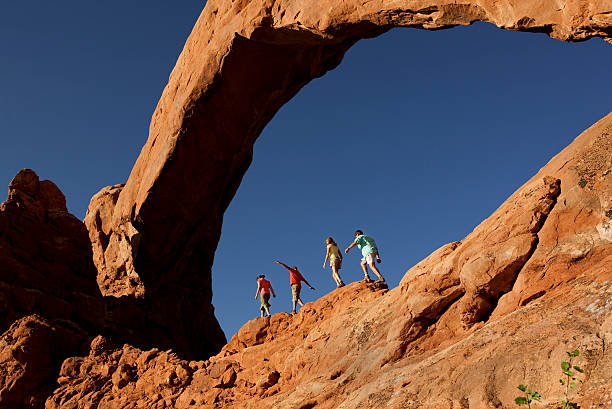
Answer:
[
  {"xmin": 1, "ymin": 1, "xmax": 611, "ymax": 408},
  {"xmin": 84, "ymin": 0, "xmax": 612, "ymax": 361},
  {"xmin": 0, "ymin": 171, "xmax": 225, "ymax": 408},
  {"xmin": 46, "ymin": 112, "xmax": 612, "ymax": 407},
  {"xmin": 0, "ymin": 170, "xmax": 103, "ymax": 340}
]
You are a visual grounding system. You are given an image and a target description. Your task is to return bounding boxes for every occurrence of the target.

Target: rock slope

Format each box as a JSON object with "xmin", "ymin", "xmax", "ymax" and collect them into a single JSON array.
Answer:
[
  {"xmin": 46, "ymin": 113, "xmax": 612, "ymax": 408},
  {"xmin": 85, "ymin": 0, "xmax": 612, "ymax": 361}
]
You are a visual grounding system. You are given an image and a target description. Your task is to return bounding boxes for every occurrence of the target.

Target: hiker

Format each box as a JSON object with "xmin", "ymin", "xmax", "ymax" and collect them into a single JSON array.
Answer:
[
  {"xmin": 344, "ymin": 230, "xmax": 385, "ymax": 283},
  {"xmin": 255, "ymin": 274, "xmax": 276, "ymax": 317},
  {"xmin": 275, "ymin": 260, "xmax": 315, "ymax": 314},
  {"xmin": 323, "ymin": 236, "xmax": 345, "ymax": 288}
]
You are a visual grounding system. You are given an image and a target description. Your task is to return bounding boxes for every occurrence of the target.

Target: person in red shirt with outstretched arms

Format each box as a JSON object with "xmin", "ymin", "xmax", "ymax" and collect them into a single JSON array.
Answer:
[{"xmin": 275, "ymin": 260, "xmax": 315, "ymax": 314}]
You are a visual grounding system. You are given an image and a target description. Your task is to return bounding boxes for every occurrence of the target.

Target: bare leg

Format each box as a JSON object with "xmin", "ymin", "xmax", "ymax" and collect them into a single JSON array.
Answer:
[
  {"xmin": 368, "ymin": 261, "xmax": 385, "ymax": 282},
  {"xmin": 332, "ymin": 265, "xmax": 343, "ymax": 286},
  {"xmin": 265, "ymin": 306, "xmax": 271, "ymax": 316},
  {"xmin": 360, "ymin": 260, "xmax": 372, "ymax": 281},
  {"xmin": 298, "ymin": 298, "xmax": 305, "ymax": 307},
  {"xmin": 292, "ymin": 299, "xmax": 297, "ymax": 314}
]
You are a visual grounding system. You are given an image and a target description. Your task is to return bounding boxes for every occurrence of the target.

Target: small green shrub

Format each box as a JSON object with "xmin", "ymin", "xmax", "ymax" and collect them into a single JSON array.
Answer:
[
  {"xmin": 558, "ymin": 349, "xmax": 584, "ymax": 409},
  {"xmin": 514, "ymin": 349, "xmax": 585, "ymax": 409},
  {"xmin": 515, "ymin": 384, "xmax": 541, "ymax": 408}
]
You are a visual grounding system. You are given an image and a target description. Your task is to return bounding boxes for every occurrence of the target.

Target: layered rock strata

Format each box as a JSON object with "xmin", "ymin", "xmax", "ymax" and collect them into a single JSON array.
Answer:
[
  {"xmin": 85, "ymin": 0, "xmax": 612, "ymax": 360},
  {"xmin": 47, "ymin": 112, "xmax": 611, "ymax": 407}
]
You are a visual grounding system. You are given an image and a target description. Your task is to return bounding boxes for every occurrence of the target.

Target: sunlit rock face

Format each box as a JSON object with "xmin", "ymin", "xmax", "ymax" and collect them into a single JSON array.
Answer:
[
  {"xmin": 2, "ymin": 0, "xmax": 611, "ymax": 406},
  {"xmin": 84, "ymin": 0, "xmax": 612, "ymax": 362},
  {"xmin": 61, "ymin": 111, "xmax": 612, "ymax": 408}
]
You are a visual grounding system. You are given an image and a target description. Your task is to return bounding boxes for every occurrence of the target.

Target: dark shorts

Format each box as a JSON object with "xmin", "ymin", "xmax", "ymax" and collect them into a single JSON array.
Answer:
[{"xmin": 260, "ymin": 292, "xmax": 271, "ymax": 311}]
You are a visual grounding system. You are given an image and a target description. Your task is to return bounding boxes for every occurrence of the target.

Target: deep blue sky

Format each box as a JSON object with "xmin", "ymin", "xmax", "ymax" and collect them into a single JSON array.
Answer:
[{"xmin": 1, "ymin": 2, "xmax": 610, "ymax": 340}]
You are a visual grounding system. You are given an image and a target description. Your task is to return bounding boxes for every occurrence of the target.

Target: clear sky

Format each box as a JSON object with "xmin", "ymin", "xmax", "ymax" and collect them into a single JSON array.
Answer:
[{"xmin": 1, "ymin": 2, "xmax": 610, "ymax": 340}]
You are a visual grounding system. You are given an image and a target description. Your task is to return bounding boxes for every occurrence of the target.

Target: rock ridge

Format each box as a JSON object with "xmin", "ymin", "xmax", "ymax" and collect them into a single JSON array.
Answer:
[{"xmin": 41, "ymin": 111, "xmax": 612, "ymax": 408}]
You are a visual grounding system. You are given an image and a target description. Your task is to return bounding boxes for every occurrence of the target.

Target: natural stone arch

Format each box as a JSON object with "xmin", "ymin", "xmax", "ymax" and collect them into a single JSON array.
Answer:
[{"xmin": 85, "ymin": 0, "xmax": 611, "ymax": 359}]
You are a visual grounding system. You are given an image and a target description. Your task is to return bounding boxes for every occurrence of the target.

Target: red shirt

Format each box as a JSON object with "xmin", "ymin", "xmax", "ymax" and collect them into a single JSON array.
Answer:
[
  {"xmin": 289, "ymin": 268, "xmax": 304, "ymax": 285},
  {"xmin": 258, "ymin": 278, "xmax": 271, "ymax": 294}
]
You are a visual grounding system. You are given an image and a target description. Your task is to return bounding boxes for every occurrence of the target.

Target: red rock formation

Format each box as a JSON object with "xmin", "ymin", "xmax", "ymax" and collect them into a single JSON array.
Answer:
[
  {"xmin": 84, "ymin": 184, "xmax": 227, "ymax": 360},
  {"xmin": 3, "ymin": 1, "xmax": 612, "ymax": 407},
  {"xmin": 84, "ymin": 0, "xmax": 612, "ymax": 363},
  {"xmin": 0, "ymin": 169, "xmax": 104, "ymax": 337},
  {"xmin": 45, "ymin": 281, "xmax": 611, "ymax": 408},
  {"xmin": 0, "ymin": 315, "xmax": 76, "ymax": 409},
  {"xmin": 0, "ymin": 170, "xmax": 224, "ymax": 407},
  {"xmin": 47, "ymin": 113, "xmax": 612, "ymax": 408}
]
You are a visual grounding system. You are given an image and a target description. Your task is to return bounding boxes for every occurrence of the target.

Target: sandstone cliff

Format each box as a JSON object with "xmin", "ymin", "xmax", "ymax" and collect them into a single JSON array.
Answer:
[
  {"xmin": 1, "ymin": 1, "xmax": 610, "ymax": 407},
  {"xmin": 46, "ymin": 112, "xmax": 612, "ymax": 408},
  {"xmin": 0, "ymin": 171, "xmax": 225, "ymax": 407}
]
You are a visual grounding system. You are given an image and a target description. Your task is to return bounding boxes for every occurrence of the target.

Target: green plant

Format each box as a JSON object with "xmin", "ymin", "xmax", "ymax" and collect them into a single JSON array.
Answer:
[
  {"xmin": 515, "ymin": 384, "xmax": 541, "ymax": 408},
  {"xmin": 514, "ymin": 349, "xmax": 586, "ymax": 409},
  {"xmin": 558, "ymin": 349, "xmax": 584, "ymax": 409}
]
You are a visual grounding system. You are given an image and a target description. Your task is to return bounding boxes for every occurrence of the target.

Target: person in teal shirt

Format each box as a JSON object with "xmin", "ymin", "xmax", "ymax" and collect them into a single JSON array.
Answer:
[{"xmin": 344, "ymin": 230, "xmax": 385, "ymax": 283}]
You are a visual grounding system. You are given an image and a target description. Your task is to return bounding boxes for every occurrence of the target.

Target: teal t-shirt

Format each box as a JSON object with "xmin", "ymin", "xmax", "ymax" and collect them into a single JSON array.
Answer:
[{"xmin": 354, "ymin": 235, "xmax": 378, "ymax": 258}]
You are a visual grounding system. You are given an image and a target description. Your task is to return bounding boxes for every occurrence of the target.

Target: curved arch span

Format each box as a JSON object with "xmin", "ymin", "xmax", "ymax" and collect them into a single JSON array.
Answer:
[{"xmin": 84, "ymin": 0, "xmax": 611, "ymax": 358}]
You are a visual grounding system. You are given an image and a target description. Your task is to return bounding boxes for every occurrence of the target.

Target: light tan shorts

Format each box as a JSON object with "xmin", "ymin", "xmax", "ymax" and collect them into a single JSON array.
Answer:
[
  {"xmin": 291, "ymin": 283, "xmax": 301, "ymax": 302},
  {"xmin": 330, "ymin": 257, "xmax": 342, "ymax": 270}
]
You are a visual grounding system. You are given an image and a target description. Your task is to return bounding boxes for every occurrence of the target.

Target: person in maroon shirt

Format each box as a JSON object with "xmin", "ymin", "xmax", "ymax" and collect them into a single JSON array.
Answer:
[
  {"xmin": 255, "ymin": 274, "xmax": 276, "ymax": 317},
  {"xmin": 275, "ymin": 260, "xmax": 315, "ymax": 314}
]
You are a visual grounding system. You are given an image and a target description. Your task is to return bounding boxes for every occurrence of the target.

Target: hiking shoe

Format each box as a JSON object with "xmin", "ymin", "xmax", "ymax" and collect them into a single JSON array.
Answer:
[
  {"xmin": 363, "ymin": 277, "xmax": 373, "ymax": 283},
  {"xmin": 375, "ymin": 278, "xmax": 386, "ymax": 284}
]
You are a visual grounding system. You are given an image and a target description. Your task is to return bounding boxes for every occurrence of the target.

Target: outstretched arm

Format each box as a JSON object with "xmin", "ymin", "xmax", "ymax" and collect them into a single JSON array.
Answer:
[
  {"xmin": 275, "ymin": 260, "xmax": 291, "ymax": 271},
  {"xmin": 302, "ymin": 277, "xmax": 315, "ymax": 290},
  {"xmin": 270, "ymin": 285, "xmax": 276, "ymax": 297},
  {"xmin": 345, "ymin": 241, "xmax": 357, "ymax": 254}
]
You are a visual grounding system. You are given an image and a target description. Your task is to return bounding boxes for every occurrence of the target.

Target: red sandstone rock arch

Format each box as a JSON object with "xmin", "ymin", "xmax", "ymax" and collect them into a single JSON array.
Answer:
[{"xmin": 85, "ymin": 0, "xmax": 612, "ymax": 358}]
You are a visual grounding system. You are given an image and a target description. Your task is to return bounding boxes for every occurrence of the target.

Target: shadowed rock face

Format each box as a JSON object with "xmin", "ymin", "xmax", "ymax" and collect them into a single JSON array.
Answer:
[
  {"xmin": 0, "ymin": 170, "xmax": 103, "ymax": 338},
  {"xmin": 0, "ymin": 170, "xmax": 225, "ymax": 408},
  {"xmin": 0, "ymin": 171, "xmax": 104, "ymax": 408},
  {"xmin": 84, "ymin": 0, "xmax": 612, "ymax": 361}
]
